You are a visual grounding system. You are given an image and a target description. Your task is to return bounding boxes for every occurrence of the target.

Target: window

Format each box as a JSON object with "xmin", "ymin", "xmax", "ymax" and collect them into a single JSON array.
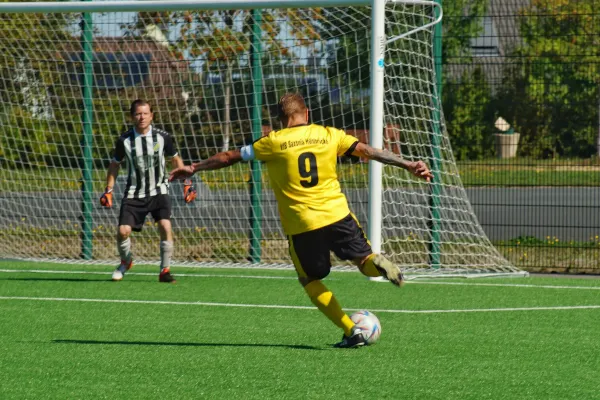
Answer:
[
  {"xmin": 65, "ymin": 52, "xmax": 151, "ymax": 89},
  {"xmin": 470, "ymin": 17, "xmax": 501, "ymax": 57}
]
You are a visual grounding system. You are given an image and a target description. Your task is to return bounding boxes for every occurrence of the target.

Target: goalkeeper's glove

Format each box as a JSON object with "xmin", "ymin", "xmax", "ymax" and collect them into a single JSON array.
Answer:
[
  {"xmin": 100, "ymin": 187, "xmax": 113, "ymax": 208},
  {"xmin": 183, "ymin": 179, "xmax": 197, "ymax": 203}
]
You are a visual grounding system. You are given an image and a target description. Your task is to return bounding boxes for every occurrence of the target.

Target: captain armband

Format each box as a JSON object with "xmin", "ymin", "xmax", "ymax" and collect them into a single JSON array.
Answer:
[{"xmin": 240, "ymin": 145, "xmax": 255, "ymax": 161}]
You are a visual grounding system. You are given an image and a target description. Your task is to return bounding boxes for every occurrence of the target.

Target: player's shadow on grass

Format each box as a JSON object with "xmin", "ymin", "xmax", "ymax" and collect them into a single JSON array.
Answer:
[{"xmin": 53, "ymin": 339, "xmax": 323, "ymax": 351}]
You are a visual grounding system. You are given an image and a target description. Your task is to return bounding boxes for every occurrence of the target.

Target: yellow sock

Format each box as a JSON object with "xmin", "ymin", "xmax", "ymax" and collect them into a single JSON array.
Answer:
[
  {"xmin": 360, "ymin": 254, "xmax": 383, "ymax": 277},
  {"xmin": 304, "ymin": 280, "xmax": 355, "ymax": 336}
]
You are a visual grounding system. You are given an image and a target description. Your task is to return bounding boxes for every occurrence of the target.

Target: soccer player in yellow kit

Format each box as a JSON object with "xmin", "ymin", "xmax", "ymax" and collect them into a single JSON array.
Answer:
[{"xmin": 170, "ymin": 93, "xmax": 433, "ymax": 348}]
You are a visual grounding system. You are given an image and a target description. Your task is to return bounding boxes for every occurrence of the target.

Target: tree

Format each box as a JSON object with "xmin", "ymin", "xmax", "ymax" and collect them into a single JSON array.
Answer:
[
  {"xmin": 315, "ymin": 3, "xmax": 490, "ymax": 149},
  {"xmin": 0, "ymin": 9, "xmax": 77, "ymax": 167},
  {"xmin": 123, "ymin": 4, "xmax": 491, "ymax": 157},
  {"xmin": 441, "ymin": 0, "xmax": 487, "ymax": 63},
  {"xmin": 444, "ymin": 66, "xmax": 494, "ymax": 160},
  {"xmin": 124, "ymin": 10, "xmax": 324, "ymax": 151},
  {"xmin": 496, "ymin": 0, "xmax": 600, "ymax": 158}
]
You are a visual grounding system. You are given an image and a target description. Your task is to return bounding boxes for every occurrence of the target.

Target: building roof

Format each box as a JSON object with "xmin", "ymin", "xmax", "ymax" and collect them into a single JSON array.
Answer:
[
  {"xmin": 445, "ymin": 0, "xmax": 530, "ymax": 87},
  {"xmin": 63, "ymin": 36, "xmax": 193, "ymax": 99}
]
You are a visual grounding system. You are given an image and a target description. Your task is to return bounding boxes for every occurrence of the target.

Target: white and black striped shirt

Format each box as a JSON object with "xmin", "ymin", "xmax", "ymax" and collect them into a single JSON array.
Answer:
[{"xmin": 112, "ymin": 126, "xmax": 178, "ymax": 199}]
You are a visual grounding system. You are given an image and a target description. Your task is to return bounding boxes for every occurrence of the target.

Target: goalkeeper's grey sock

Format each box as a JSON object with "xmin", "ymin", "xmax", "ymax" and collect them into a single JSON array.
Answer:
[
  {"xmin": 160, "ymin": 241, "xmax": 173, "ymax": 272},
  {"xmin": 117, "ymin": 237, "xmax": 132, "ymax": 264}
]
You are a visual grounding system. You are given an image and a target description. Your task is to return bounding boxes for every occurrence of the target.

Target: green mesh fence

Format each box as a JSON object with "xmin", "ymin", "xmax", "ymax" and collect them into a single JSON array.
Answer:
[{"xmin": 443, "ymin": 0, "xmax": 600, "ymax": 273}]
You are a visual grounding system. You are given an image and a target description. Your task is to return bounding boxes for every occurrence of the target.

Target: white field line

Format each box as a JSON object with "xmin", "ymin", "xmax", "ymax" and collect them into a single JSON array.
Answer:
[
  {"xmin": 0, "ymin": 296, "xmax": 599, "ymax": 314},
  {"xmin": 0, "ymin": 269, "xmax": 298, "ymax": 280},
  {"xmin": 1, "ymin": 268, "xmax": 600, "ymax": 290}
]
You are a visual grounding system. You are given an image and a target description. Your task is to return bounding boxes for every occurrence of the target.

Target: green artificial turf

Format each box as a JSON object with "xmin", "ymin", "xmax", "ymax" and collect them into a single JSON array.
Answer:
[{"xmin": 0, "ymin": 261, "xmax": 599, "ymax": 399}]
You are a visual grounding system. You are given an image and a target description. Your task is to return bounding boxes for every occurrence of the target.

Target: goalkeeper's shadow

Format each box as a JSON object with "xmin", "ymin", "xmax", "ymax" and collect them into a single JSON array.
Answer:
[{"xmin": 53, "ymin": 339, "xmax": 324, "ymax": 351}]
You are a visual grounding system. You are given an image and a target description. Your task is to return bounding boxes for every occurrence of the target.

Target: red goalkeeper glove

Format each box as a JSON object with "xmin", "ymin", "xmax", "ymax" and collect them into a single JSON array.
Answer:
[
  {"xmin": 100, "ymin": 187, "xmax": 113, "ymax": 208},
  {"xmin": 183, "ymin": 179, "xmax": 197, "ymax": 203}
]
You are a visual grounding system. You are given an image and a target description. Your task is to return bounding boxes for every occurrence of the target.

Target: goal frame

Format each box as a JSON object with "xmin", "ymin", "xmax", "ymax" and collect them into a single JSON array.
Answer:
[
  {"xmin": 0, "ymin": 0, "xmax": 527, "ymax": 278},
  {"xmin": 0, "ymin": 0, "xmax": 442, "ymax": 257}
]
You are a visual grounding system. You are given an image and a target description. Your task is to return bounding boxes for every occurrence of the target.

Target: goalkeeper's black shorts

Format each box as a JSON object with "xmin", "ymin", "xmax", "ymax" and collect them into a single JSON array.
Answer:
[
  {"xmin": 288, "ymin": 213, "xmax": 372, "ymax": 280},
  {"xmin": 118, "ymin": 194, "xmax": 172, "ymax": 232}
]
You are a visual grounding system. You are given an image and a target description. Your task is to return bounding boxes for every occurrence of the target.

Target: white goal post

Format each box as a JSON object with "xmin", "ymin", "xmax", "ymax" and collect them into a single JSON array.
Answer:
[{"xmin": 0, "ymin": 0, "xmax": 527, "ymax": 278}]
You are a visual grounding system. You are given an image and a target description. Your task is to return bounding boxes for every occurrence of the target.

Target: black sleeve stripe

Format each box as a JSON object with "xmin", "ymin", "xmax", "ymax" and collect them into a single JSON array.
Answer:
[
  {"xmin": 118, "ymin": 128, "xmax": 133, "ymax": 141},
  {"xmin": 344, "ymin": 140, "xmax": 359, "ymax": 157},
  {"xmin": 252, "ymin": 135, "xmax": 270, "ymax": 145},
  {"xmin": 113, "ymin": 130, "xmax": 130, "ymax": 161}
]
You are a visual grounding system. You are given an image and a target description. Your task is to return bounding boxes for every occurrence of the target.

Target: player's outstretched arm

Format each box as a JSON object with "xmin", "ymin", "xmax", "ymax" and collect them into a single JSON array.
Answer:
[
  {"xmin": 169, "ymin": 150, "xmax": 243, "ymax": 181},
  {"xmin": 351, "ymin": 142, "xmax": 433, "ymax": 182}
]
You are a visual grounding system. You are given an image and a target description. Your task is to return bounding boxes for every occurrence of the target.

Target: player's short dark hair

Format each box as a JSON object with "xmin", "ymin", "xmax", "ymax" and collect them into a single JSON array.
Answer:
[
  {"xmin": 130, "ymin": 99, "xmax": 152, "ymax": 115},
  {"xmin": 277, "ymin": 93, "xmax": 307, "ymax": 120}
]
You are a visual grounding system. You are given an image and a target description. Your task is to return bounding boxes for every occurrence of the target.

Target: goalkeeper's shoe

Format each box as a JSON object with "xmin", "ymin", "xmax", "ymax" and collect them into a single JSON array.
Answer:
[
  {"xmin": 372, "ymin": 254, "xmax": 405, "ymax": 287},
  {"xmin": 159, "ymin": 269, "xmax": 176, "ymax": 283},
  {"xmin": 112, "ymin": 259, "xmax": 133, "ymax": 281},
  {"xmin": 334, "ymin": 327, "xmax": 366, "ymax": 349}
]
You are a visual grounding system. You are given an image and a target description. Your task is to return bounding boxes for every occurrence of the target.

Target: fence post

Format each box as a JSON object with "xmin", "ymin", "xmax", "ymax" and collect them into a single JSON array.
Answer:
[
  {"xmin": 249, "ymin": 9, "xmax": 263, "ymax": 263},
  {"xmin": 80, "ymin": 4, "xmax": 93, "ymax": 260},
  {"xmin": 429, "ymin": 0, "xmax": 443, "ymax": 269}
]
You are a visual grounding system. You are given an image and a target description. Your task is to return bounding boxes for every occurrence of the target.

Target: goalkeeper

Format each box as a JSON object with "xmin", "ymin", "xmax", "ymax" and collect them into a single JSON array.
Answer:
[
  {"xmin": 100, "ymin": 99, "xmax": 197, "ymax": 283},
  {"xmin": 170, "ymin": 93, "xmax": 432, "ymax": 347}
]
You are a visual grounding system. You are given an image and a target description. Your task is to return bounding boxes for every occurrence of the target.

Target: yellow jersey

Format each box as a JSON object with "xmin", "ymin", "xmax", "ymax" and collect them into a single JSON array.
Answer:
[{"xmin": 245, "ymin": 124, "xmax": 359, "ymax": 235}]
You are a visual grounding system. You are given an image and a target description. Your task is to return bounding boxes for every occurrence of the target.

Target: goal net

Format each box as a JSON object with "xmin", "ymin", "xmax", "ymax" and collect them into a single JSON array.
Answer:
[{"xmin": 0, "ymin": 0, "xmax": 526, "ymax": 278}]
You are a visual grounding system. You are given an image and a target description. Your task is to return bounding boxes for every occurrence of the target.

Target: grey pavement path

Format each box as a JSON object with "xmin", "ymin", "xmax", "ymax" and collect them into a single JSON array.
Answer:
[{"xmin": 1, "ymin": 184, "xmax": 598, "ymax": 242}]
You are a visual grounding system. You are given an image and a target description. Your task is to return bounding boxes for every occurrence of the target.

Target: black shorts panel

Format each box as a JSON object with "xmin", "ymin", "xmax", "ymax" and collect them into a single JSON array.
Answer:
[
  {"xmin": 289, "ymin": 229, "xmax": 332, "ymax": 280},
  {"xmin": 330, "ymin": 214, "xmax": 372, "ymax": 261},
  {"xmin": 288, "ymin": 214, "xmax": 372, "ymax": 280},
  {"xmin": 118, "ymin": 194, "xmax": 172, "ymax": 232}
]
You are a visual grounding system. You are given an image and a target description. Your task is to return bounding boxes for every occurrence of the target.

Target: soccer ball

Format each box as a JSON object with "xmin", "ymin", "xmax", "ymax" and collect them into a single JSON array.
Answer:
[{"xmin": 350, "ymin": 310, "xmax": 381, "ymax": 345}]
